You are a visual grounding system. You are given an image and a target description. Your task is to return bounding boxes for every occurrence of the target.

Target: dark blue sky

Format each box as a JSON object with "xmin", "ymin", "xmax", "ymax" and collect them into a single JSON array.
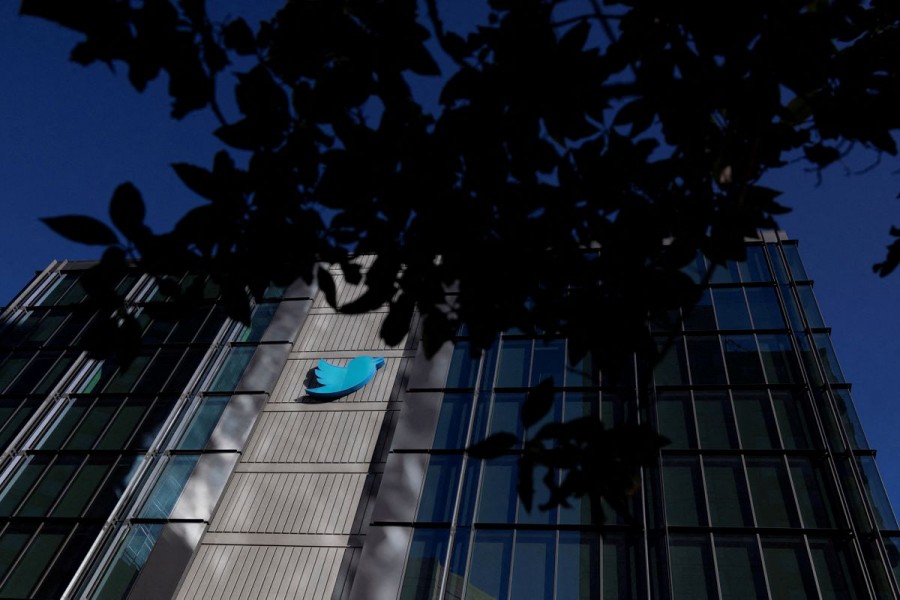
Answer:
[{"xmin": 4, "ymin": 4, "xmax": 900, "ymax": 510}]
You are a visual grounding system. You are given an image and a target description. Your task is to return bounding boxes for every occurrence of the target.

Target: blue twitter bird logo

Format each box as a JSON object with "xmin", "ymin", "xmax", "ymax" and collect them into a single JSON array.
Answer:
[{"xmin": 306, "ymin": 356, "xmax": 385, "ymax": 399}]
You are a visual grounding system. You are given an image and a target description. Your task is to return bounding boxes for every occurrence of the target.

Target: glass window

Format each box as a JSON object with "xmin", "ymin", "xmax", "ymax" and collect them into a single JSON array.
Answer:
[
  {"xmin": 780, "ymin": 286, "xmax": 806, "ymax": 332},
  {"xmin": 138, "ymin": 455, "xmax": 200, "ymax": 519},
  {"xmin": 445, "ymin": 529, "xmax": 470, "ymax": 599},
  {"xmin": 0, "ymin": 399, "xmax": 41, "ymax": 450},
  {"xmin": 446, "ymin": 342, "xmax": 480, "ymax": 389},
  {"xmin": 662, "ymin": 457, "xmax": 707, "ymax": 526},
  {"xmin": 456, "ymin": 459, "xmax": 481, "ymax": 526},
  {"xmin": 713, "ymin": 287, "xmax": 752, "ymax": 330},
  {"xmin": 176, "ymin": 395, "xmax": 230, "ymax": 450},
  {"xmin": 0, "ymin": 523, "xmax": 35, "ymax": 582},
  {"xmin": 684, "ymin": 289, "xmax": 715, "ymax": 331},
  {"xmin": 0, "ymin": 523, "xmax": 71, "ymax": 598},
  {"xmin": 530, "ymin": 340, "xmax": 565, "ymax": 387},
  {"xmin": 714, "ymin": 536, "xmax": 768, "ymax": 600},
  {"xmin": 496, "ymin": 339, "xmax": 532, "ymax": 388},
  {"xmin": 564, "ymin": 391, "xmax": 598, "ymax": 421},
  {"xmin": 66, "ymin": 398, "xmax": 119, "ymax": 450},
  {"xmin": 603, "ymin": 533, "xmax": 643, "ymax": 598},
  {"xmin": 694, "ymin": 392, "xmax": 738, "ymax": 449},
  {"xmin": 601, "ymin": 391, "xmax": 633, "ymax": 427},
  {"xmin": 722, "ymin": 335, "xmax": 764, "ymax": 383},
  {"xmin": 0, "ymin": 353, "xmax": 32, "ymax": 393},
  {"xmin": 782, "ymin": 244, "xmax": 809, "ymax": 280},
  {"xmin": 557, "ymin": 532, "xmax": 600, "ymax": 600},
  {"xmin": 238, "ymin": 303, "xmax": 278, "ymax": 343},
  {"xmin": 52, "ymin": 456, "xmax": 116, "ymax": 518},
  {"xmin": 24, "ymin": 312, "xmax": 67, "ymax": 345},
  {"xmin": 566, "ymin": 351, "xmax": 597, "ymax": 387},
  {"xmin": 477, "ymin": 456, "xmax": 517, "ymax": 524},
  {"xmin": 38, "ymin": 397, "xmax": 92, "ymax": 450},
  {"xmin": 0, "ymin": 456, "xmax": 50, "ymax": 516},
  {"xmin": 668, "ymin": 535, "xmax": 717, "ymax": 599},
  {"xmin": 856, "ymin": 456, "xmax": 898, "ymax": 530},
  {"xmin": 739, "ymin": 246, "xmax": 772, "ymax": 282},
  {"xmin": 33, "ymin": 351, "xmax": 77, "ymax": 396},
  {"xmin": 510, "ymin": 531, "xmax": 555, "ymax": 600},
  {"xmin": 761, "ymin": 537, "xmax": 819, "ymax": 600},
  {"xmin": 207, "ymin": 346, "xmax": 254, "ymax": 392},
  {"xmin": 399, "ymin": 529, "xmax": 450, "ymax": 600},
  {"xmin": 809, "ymin": 538, "xmax": 863, "ymax": 600},
  {"xmin": 489, "ymin": 392, "xmax": 524, "ymax": 444},
  {"xmin": 745, "ymin": 287, "xmax": 785, "ymax": 329},
  {"xmin": 746, "ymin": 458, "xmax": 800, "ymax": 528},
  {"xmin": 654, "ymin": 337, "xmax": 688, "ymax": 386},
  {"xmin": 38, "ymin": 273, "xmax": 78, "ymax": 306},
  {"xmin": 104, "ymin": 351, "xmax": 153, "ymax": 394},
  {"xmin": 467, "ymin": 530, "xmax": 512, "ymax": 600},
  {"xmin": 767, "ymin": 243, "xmax": 789, "ymax": 283},
  {"xmin": 97, "ymin": 396, "xmax": 153, "ymax": 451},
  {"xmin": 686, "ymin": 336, "xmax": 726, "ymax": 384},
  {"xmin": 797, "ymin": 285, "xmax": 825, "ymax": 328},
  {"xmin": 771, "ymin": 390, "xmax": 815, "ymax": 449},
  {"xmin": 832, "ymin": 389, "xmax": 868, "ymax": 449},
  {"xmin": 757, "ymin": 334, "xmax": 801, "ymax": 384},
  {"xmin": 89, "ymin": 523, "xmax": 164, "ymax": 600},
  {"xmin": 164, "ymin": 347, "xmax": 207, "ymax": 394},
  {"xmin": 704, "ymin": 457, "xmax": 753, "ymax": 527},
  {"xmin": 84, "ymin": 456, "xmax": 141, "ymax": 518},
  {"xmin": 132, "ymin": 348, "xmax": 184, "ymax": 394},
  {"xmin": 417, "ymin": 455, "xmax": 462, "ymax": 523},
  {"xmin": 813, "ymin": 333, "xmax": 845, "ymax": 384},
  {"xmin": 733, "ymin": 391, "xmax": 780, "ymax": 449},
  {"xmin": 707, "ymin": 258, "xmax": 741, "ymax": 284},
  {"xmin": 18, "ymin": 455, "xmax": 81, "ymax": 517},
  {"xmin": 789, "ymin": 458, "xmax": 838, "ymax": 529},
  {"xmin": 518, "ymin": 466, "xmax": 557, "ymax": 526},
  {"xmin": 656, "ymin": 391, "xmax": 696, "ymax": 449}
]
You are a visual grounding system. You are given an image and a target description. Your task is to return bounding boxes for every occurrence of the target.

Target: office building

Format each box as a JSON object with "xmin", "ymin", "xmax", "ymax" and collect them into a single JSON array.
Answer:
[{"xmin": 0, "ymin": 232, "xmax": 899, "ymax": 598}]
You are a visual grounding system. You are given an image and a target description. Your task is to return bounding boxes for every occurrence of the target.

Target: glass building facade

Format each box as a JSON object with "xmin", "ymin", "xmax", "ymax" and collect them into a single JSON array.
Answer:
[
  {"xmin": 0, "ymin": 262, "xmax": 285, "ymax": 598},
  {"xmin": 395, "ymin": 237, "xmax": 900, "ymax": 599}
]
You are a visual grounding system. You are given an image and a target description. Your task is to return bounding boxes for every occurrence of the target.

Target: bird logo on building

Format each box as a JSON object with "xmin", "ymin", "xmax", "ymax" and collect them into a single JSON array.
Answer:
[{"xmin": 306, "ymin": 356, "xmax": 385, "ymax": 399}]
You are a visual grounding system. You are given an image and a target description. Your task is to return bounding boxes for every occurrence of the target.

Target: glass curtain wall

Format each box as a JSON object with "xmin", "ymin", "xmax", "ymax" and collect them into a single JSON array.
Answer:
[
  {"xmin": 397, "ymin": 240, "xmax": 900, "ymax": 599},
  {"xmin": 0, "ymin": 267, "xmax": 280, "ymax": 598}
]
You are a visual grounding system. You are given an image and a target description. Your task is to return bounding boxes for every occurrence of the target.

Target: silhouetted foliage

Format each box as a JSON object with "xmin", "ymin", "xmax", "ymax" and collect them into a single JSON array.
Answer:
[{"xmin": 21, "ymin": 0, "xmax": 900, "ymax": 520}]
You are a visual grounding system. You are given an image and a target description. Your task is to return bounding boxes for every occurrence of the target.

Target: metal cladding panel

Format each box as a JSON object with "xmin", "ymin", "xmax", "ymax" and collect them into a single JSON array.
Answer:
[
  {"xmin": 268, "ymin": 356, "xmax": 403, "ymax": 403},
  {"xmin": 175, "ymin": 545, "xmax": 344, "ymax": 600},
  {"xmin": 209, "ymin": 472, "xmax": 368, "ymax": 534},
  {"xmin": 293, "ymin": 311, "xmax": 406, "ymax": 352},
  {"xmin": 242, "ymin": 410, "xmax": 386, "ymax": 463}
]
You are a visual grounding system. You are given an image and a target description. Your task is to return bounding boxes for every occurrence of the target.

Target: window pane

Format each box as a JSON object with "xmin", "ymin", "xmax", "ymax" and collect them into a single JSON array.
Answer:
[
  {"xmin": 797, "ymin": 285, "xmax": 825, "ymax": 328},
  {"xmin": 789, "ymin": 458, "xmax": 839, "ymax": 529},
  {"xmin": 771, "ymin": 390, "xmax": 815, "ymax": 449},
  {"xmin": 489, "ymin": 392, "xmax": 524, "ymax": 444},
  {"xmin": 399, "ymin": 529, "xmax": 450, "ymax": 600},
  {"xmin": 165, "ymin": 347, "xmax": 207, "ymax": 394},
  {"xmin": 603, "ymin": 533, "xmax": 643, "ymax": 598},
  {"xmin": 782, "ymin": 244, "xmax": 809, "ymax": 280},
  {"xmin": 761, "ymin": 537, "xmax": 818, "ymax": 600},
  {"xmin": 457, "ymin": 459, "xmax": 481, "ymax": 526},
  {"xmin": 510, "ymin": 531, "xmax": 554, "ymax": 600},
  {"xmin": 556, "ymin": 532, "xmax": 599, "ymax": 600},
  {"xmin": 832, "ymin": 389, "xmax": 868, "ymax": 449},
  {"xmin": 445, "ymin": 529, "xmax": 470, "ymax": 600},
  {"xmin": 684, "ymin": 289, "xmax": 715, "ymax": 331},
  {"xmin": 694, "ymin": 392, "xmax": 738, "ymax": 449},
  {"xmin": 0, "ymin": 523, "xmax": 70, "ymax": 598},
  {"xmin": 446, "ymin": 342, "xmax": 480, "ymax": 389},
  {"xmin": 518, "ymin": 466, "xmax": 557, "ymax": 526},
  {"xmin": 417, "ymin": 456, "xmax": 462, "ymax": 523},
  {"xmin": 238, "ymin": 303, "xmax": 278, "ymax": 343},
  {"xmin": 496, "ymin": 339, "xmax": 531, "ymax": 388},
  {"xmin": 53, "ymin": 456, "xmax": 115, "ymax": 518},
  {"xmin": 814, "ymin": 333, "xmax": 845, "ymax": 384},
  {"xmin": 656, "ymin": 392, "xmax": 696, "ymax": 449},
  {"xmin": 704, "ymin": 458, "xmax": 753, "ymax": 527},
  {"xmin": 97, "ymin": 396, "xmax": 152, "ymax": 450},
  {"xmin": 104, "ymin": 350, "xmax": 153, "ymax": 394},
  {"xmin": 856, "ymin": 456, "xmax": 898, "ymax": 530},
  {"xmin": 207, "ymin": 346, "xmax": 254, "ymax": 392},
  {"xmin": 669, "ymin": 535, "xmax": 717, "ymax": 599},
  {"xmin": 0, "ymin": 456, "xmax": 48, "ymax": 516},
  {"xmin": 654, "ymin": 338, "xmax": 688, "ymax": 386},
  {"xmin": 739, "ymin": 246, "xmax": 772, "ymax": 282},
  {"xmin": 714, "ymin": 536, "xmax": 768, "ymax": 600},
  {"xmin": 745, "ymin": 287, "xmax": 785, "ymax": 329},
  {"xmin": 177, "ymin": 395, "xmax": 230, "ymax": 450},
  {"xmin": 0, "ymin": 523, "xmax": 35, "ymax": 582},
  {"xmin": 723, "ymin": 335, "xmax": 764, "ymax": 384},
  {"xmin": 66, "ymin": 398, "xmax": 120, "ymax": 450},
  {"xmin": 132, "ymin": 348, "xmax": 184, "ymax": 394},
  {"xmin": 686, "ymin": 336, "xmax": 726, "ymax": 384},
  {"xmin": 564, "ymin": 391, "xmax": 598, "ymax": 421},
  {"xmin": 733, "ymin": 391, "xmax": 780, "ymax": 449},
  {"xmin": 138, "ymin": 455, "xmax": 199, "ymax": 519},
  {"xmin": 35, "ymin": 523, "xmax": 102, "ymax": 599},
  {"xmin": 746, "ymin": 458, "xmax": 800, "ymax": 528},
  {"xmin": 531, "ymin": 340, "xmax": 565, "ymax": 387},
  {"xmin": 90, "ymin": 523, "xmax": 164, "ymax": 600},
  {"xmin": 809, "ymin": 538, "xmax": 863, "ymax": 600},
  {"xmin": 18, "ymin": 455, "xmax": 82, "ymax": 517},
  {"xmin": 477, "ymin": 456, "xmax": 517, "ymax": 523},
  {"xmin": 708, "ymin": 258, "xmax": 741, "ymax": 284},
  {"xmin": 38, "ymin": 397, "xmax": 91, "ymax": 450},
  {"xmin": 713, "ymin": 288, "xmax": 752, "ymax": 330},
  {"xmin": 467, "ymin": 530, "xmax": 512, "ymax": 600},
  {"xmin": 663, "ymin": 457, "xmax": 706, "ymax": 526},
  {"xmin": 566, "ymin": 351, "xmax": 597, "ymax": 387},
  {"xmin": 757, "ymin": 334, "xmax": 801, "ymax": 384},
  {"xmin": 84, "ymin": 456, "xmax": 142, "ymax": 518}
]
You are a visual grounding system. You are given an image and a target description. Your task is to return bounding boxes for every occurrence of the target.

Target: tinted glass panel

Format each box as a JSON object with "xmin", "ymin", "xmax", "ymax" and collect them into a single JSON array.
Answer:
[
  {"xmin": 814, "ymin": 333, "xmax": 845, "ymax": 383},
  {"xmin": 603, "ymin": 533, "xmax": 643, "ymax": 598},
  {"xmin": 771, "ymin": 390, "xmax": 815, "ymax": 450},
  {"xmin": 90, "ymin": 523, "xmax": 164, "ymax": 600},
  {"xmin": 740, "ymin": 246, "xmax": 771, "ymax": 282},
  {"xmin": 467, "ymin": 530, "xmax": 512, "ymax": 600},
  {"xmin": 714, "ymin": 536, "xmax": 768, "ymax": 600},
  {"xmin": 757, "ymin": 334, "xmax": 801, "ymax": 384},
  {"xmin": 656, "ymin": 392, "xmax": 696, "ymax": 449},
  {"xmin": 745, "ymin": 287, "xmax": 785, "ymax": 329},
  {"xmin": 489, "ymin": 392, "xmax": 524, "ymax": 444},
  {"xmin": 705, "ymin": 458, "xmax": 753, "ymax": 527},
  {"xmin": 0, "ymin": 523, "xmax": 70, "ymax": 598},
  {"xmin": 556, "ymin": 532, "xmax": 599, "ymax": 600},
  {"xmin": 654, "ymin": 338, "xmax": 688, "ymax": 386},
  {"xmin": 669, "ymin": 535, "xmax": 717, "ymax": 599},
  {"xmin": 694, "ymin": 392, "xmax": 738, "ymax": 449},
  {"xmin": 746, "ymin": 458, "xmax": 800, "ymax": 527},
  {"xmin": 797, "ymin": 285, "xmax": 825, "ymax": 328},
  {"xmin": 138, "ymin": 455, "xmax": 199, "ymax": 519},
  {"xmin": 446, "ymin": 342, "xmax": 480, "ymax": 388},
  {"xmin": 684, "ymin": 289, "xmax": 715, "ymax": 331},
  {"xmin": 417, "ymin": 455, "xmax": 462, "ymax": 523},
  {"xmin": 782, "ymin": 244, "xmax": 809, "ymax": 280},
  {"xmin": 686, "ymin": 336, "xmax": 726, "ymax": 384},
  {"xmin": 809, "ymin": 538, "xmax": 862, "ymax": 600},
  {"xmin": 496, "ymin": 339, "xmax": 531, "ymax": 388},
  {"xmin": 478, "ymin": 456, "xmax": 517, "ymax": 523},
  {"xmin": 762, "ymin": 537, "xmax": 818, "ymax": 600},
  {"xmin": 663, "ymin": 457, "xmax": 706, "ymax": 526},
  {"xmin": 176, "ymin": 395, "xmax": 230, "ymax": 450},
  {"xmin": 733, "ymin": 391, "xmax": 780, "ymax": 449},
  {"xmin": 400, "ymin": 529, "xmax": 450, "ymax": 600},
  {"xmin": 713, "ymin": 288, "xmax": 752, "ymax": 330},
  {"xmin": 510, "ymin": 531, "xmax": 554, "ymax": 600},
  {"xmin": 207, "ymin": 346, "xmax": 254, "ymax": 392},
  {"xmin": 723, "ymin": 335, "xmax": 764, "ymax": 383}
]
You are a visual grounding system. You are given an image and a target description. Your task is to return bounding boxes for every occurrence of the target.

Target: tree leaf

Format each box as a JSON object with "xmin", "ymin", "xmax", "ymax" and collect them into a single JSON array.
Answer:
[
  {"xmin": 467, "ymin": 432, "xmax": 517, "ymax": 458},
  {"xmin": 223, "ymin": 18, "xmax": 256, "ymax": 55},
  {"xmin": 109, "ymin": 182, "xmax": 146, "ymax": 238},
  {"xmin": 172, "ymin": 163, "xmax": 217, "ymax": 201},
  {"xmin": 522, "ymin": 377, "xmax": 555, "ymax": 428},
  {"xmin": 41, "ymin": 215, "xmax": 119, "ymax": 246}
]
